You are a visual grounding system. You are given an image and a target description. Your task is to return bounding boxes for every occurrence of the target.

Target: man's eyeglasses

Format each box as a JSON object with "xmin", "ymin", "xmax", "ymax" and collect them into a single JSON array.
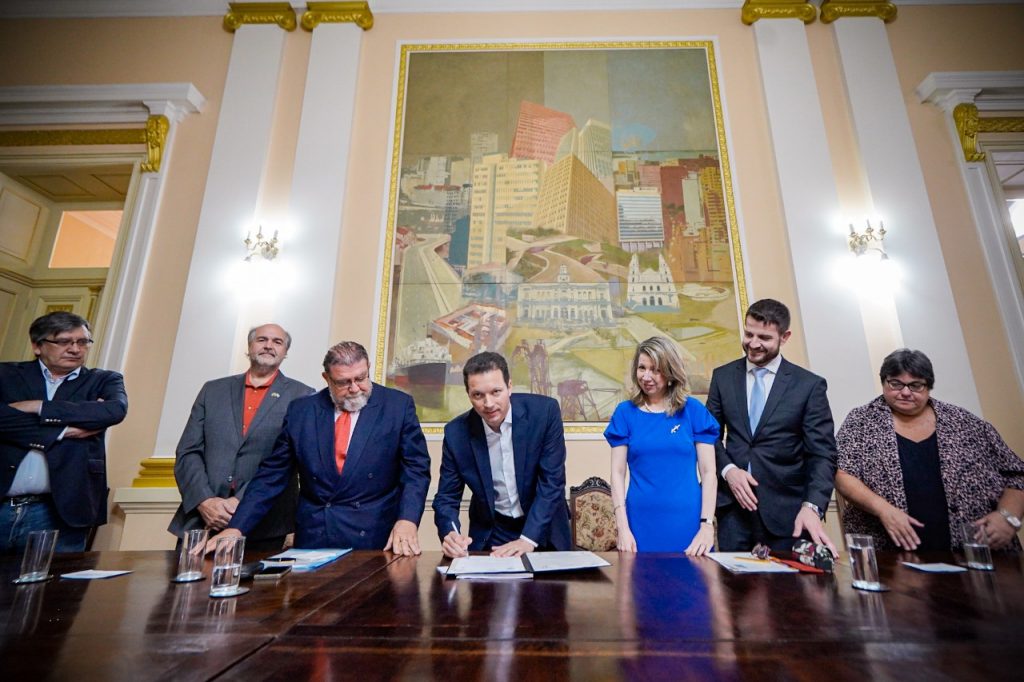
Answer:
[
  {"xmin": 885, "ymin": 379, "xmax": 927, "ymax": 393},
  {"xmin": 40, "ymin": 338, "xmax": 94, "ymax": 349},
  {"xmin": 329, "ymin": 375, "xmax": 369, "ymax": 389}
]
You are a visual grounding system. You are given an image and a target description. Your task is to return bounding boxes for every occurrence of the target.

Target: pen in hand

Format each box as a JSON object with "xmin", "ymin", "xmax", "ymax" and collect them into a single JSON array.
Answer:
[{"xmin": 450, "ymin": 521, "xmax": 468, "ymax": 557}]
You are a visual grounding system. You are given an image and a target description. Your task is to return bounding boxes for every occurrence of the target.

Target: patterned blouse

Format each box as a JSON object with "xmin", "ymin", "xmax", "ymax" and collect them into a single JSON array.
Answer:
[{"xmin": 837, "ymin": 396, "xmax": 1024, "ymax": 550}]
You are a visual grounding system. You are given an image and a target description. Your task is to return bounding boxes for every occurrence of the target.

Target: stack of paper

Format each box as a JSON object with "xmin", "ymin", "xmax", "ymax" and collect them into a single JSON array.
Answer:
[
  {"xmin": 266, "ymin": 548, "xmax": 352, "ymax": 572},
  {"xmin": 442, "ymin": 551, "xmax": 610, "ymax": 579}
]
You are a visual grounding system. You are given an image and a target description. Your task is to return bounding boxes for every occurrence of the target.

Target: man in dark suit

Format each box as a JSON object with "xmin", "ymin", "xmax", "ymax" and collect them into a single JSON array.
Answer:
[
  {"xmin": 168, "ymin": 323, "xmax": 313, "ymax": 551},
  {"xmin": 0, "ymin": 312, "xmax": 128, "ymax": 552},
  {"xmin": 208, "ymin": 341, "xmax": 430, "ymax": 554},
  {"xmin": 433, "ymin": 351, "xmax": 571, "ymax": 558},
  {"xmin": 706, "ymin": 299, "xmax": 837, "ymax": 554}
]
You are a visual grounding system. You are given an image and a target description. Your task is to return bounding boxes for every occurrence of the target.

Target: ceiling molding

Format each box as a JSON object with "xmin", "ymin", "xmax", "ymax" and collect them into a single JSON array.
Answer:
[
  {"xmin": 0, "ymin": 83, "xmax": 206, "ymax": 126},
  {"xmin": 1, "ymin": 0, "xmax": 1020, "ymax": 17},
  {"xmin": 917, "ymin": 71, "xmax": 1024, "ymax": 113}
]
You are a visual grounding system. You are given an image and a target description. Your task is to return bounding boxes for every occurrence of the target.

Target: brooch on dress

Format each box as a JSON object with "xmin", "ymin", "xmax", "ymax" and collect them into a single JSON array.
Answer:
[{"xmin": 670, "ymin": 425, "xmax": 680, "ymax": 434}]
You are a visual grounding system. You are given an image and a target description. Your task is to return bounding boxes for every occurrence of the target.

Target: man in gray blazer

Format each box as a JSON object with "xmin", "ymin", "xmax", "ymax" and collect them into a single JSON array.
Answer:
[{"xmin": 168, "ymin": 323, "xmax": 313, "ymax": 551}]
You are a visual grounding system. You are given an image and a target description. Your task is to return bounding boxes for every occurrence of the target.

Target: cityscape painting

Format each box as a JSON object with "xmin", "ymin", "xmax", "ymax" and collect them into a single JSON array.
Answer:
[{"xmin": 374, "ymin": 41, "xmax": 747, "ymax": 432}]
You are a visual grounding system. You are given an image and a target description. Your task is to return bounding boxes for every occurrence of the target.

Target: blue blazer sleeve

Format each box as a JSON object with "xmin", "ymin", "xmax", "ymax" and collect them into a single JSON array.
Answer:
[
  {"xmin": 432, "ymin": 431, "xmax": 466, "ymax": 540},
  {"xmin": 39, "ymin": 371, "xmax": 128, "ymax": 430},
  {"xmin": 395, "ymin": 394, "xmax": 431, "ymax": 524},
  {"xmin": 521, "ymin": 399, "xmax": 568, "ymax": 545},
  {"xmin": 228, "ymin": 408, "xmax": 296, "ymax": 535}
]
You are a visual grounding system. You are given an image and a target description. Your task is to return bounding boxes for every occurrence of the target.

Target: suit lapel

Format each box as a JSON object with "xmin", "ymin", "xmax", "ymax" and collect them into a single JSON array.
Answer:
[
  {"xmin": 510, "ymin": 396, "xmax": 528, "ymax": 501},
  {"xmin": 730, "ymin": 360, "xmax": 750, "ymax": 438},
  {"xmin": 20, "ymin": 362, "xmax": 48, "ymax": 400},
  {"xmin": 468, "ymin": 411, "xmax": 497, "ymax": 513},
  {"xmin": 52, "ymin": 366, "xmax": 89, "ymax": 401},
  {"xmin": 314, "ymin": 390, "xmax": 339, "ymax": 483},
  {"xmin": 343, "ymin": 383, "xmax": 381, "ymax": 475},
  {"xmin": 230, "ymin": 374, "xmax": 245, "ymax": 439},
  {"xmin": 756, "ymin": 359, "xmax": 793, "ymax": 436}
]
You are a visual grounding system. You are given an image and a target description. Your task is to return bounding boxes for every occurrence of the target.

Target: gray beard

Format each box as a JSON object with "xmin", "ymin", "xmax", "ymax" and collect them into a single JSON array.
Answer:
[{"xmin": 334, "ymin": 384, "xmax": 372, "ymax": 412}]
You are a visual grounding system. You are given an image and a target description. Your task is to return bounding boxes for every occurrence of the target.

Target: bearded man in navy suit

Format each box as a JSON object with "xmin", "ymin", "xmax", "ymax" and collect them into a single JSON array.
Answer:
[
  {"xmin": 433, "ymin": 351, "xmax": 571, "ymax": 558},
  {"xmin": 706, "ymin": 299, "xmax": 838, "ymax": 554},
  {"xmin": 0, "ymin": 312, "xmax": 128, "ymax": 553},
  {"xmin": 208, "ymin": 341, "xmax": 430, "ymax": 554}
]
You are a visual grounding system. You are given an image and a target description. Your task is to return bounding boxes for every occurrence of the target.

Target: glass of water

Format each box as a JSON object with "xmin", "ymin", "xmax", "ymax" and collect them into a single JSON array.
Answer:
[
  {"xmin": 174, "ymin": 528, "xmax": 208, "ymax": 583},
  {"xmin": 845, "ymin": 533, "xmax": 885, "ymax": 591},
  {"xmin": 209, "ymin": 535, "xmax": 247, "ymax": 598},
  {"xmin": 961, "ymin": 521, "xmax": 994, "ymax": 571},
  {"xmin": 14, "ymin": 529, "xmax": 59, "ymax": 584}
]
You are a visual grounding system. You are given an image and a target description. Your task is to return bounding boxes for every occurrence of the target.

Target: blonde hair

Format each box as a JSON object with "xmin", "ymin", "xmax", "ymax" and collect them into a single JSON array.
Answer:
[{"xmin": 628, "ymin": 336, "xmax": 690, "ymax": 416}]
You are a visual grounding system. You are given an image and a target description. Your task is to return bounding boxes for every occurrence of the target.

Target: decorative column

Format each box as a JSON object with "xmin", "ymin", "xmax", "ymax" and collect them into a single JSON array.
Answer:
[
  {"xmin": 741, "ymin": 0, "xmax": 877, "ymax": 420},
  {"xmin": 281, "ymin": 1, "xmax": 374, "ymax": 373},
  {"xmin": 824, "ymin": 0, "xmax": 981, "ymax": 414},
  {"xmin": 916, "ymin": 72, "xmax": 1024, "ymax": 397},
  {"xmin": 137, "ymin": 2, "xmax": 296, "ymax": 483}
]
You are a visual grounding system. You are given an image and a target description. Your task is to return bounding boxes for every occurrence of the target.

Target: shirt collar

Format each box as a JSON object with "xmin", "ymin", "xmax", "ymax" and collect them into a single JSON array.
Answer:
[
  {"xmin": 745, "ymin": 353, "xmax": 783, "ymax": 375},
  {"xmin": 245, "ymin": 369, "xmax": 279, "ymax": 389},
  {"xmin": 484, "ymin": 403, "xmax": 513, "ymax": 436},
  {"xmin": 39, "ymin": 360, "xmax": 81, "ymax": 384}
]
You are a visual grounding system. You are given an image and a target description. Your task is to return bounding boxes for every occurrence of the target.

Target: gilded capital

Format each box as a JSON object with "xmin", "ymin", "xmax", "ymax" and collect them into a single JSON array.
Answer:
[
  {"xmin": 302, "ymin": 1, "xmax": 374, "ymax": 31},
  {"xmin": 819, "ymin": 0, "xmax": 897, "ymax": 24},
  {"xmin": 952, "ymin": 103, "xmax": 1024, "ymax": 163},
  {"xmin": 141, "ymin": 114, "xmax": 170, "ymax": 173},
  {"xmin": 741, "ymin": 0, "xmax": 817, "ymax": 25},
  {"xmin": 224, "ymin": 2, "xmax": 298, "ymax": 32}
]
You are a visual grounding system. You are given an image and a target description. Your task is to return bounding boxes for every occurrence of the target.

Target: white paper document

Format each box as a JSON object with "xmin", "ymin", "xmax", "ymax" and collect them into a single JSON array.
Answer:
[
  {"xmin": 901, "ymin": 562, "xmax": 968, "ymax": 573},
  {"xmin": 446, "ymin": 556, "xmax": 527, "ymax": 576},
  {"xmin": 456, "ymin": 573, "xmax": 533, "ymax": 581},
  {"xmin": 524, "ymin": 551, "xmax": 610, "ymax": 573},
  {"xmin": 60, "ymin": 570, "xmax": 132, "ymax": 580},
  {"xmin": 267, "ymin": 548, "xmax": 352, "ymax": 572},
  {"xmin": 707, "ymin": 552, "xmax": 799, "ymax": 574}
]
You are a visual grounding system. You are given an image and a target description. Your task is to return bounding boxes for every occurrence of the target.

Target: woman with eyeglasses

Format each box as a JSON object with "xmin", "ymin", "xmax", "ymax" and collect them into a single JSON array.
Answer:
[{"xmin": 835, "ymin": 348, "xmax": 1024, "ymax": 552}]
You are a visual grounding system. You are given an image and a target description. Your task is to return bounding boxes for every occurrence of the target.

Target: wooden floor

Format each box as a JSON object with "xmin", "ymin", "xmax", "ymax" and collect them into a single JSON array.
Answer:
[{"xmin": 2, "ymin": 549, "xmax": 1023, "ymax": 680}]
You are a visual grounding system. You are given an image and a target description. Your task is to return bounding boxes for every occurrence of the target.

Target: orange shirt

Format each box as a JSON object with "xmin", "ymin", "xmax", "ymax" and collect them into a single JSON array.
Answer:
[{"xmin": 242, "ymin": 370, "xmax": 279, "ymax": 435}]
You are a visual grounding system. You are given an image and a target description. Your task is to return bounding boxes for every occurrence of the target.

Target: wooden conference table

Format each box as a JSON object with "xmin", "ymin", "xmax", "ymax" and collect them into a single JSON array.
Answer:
[{"xmin": 1, "ymin": 549, "xmax": 1022, "ymax": 680}]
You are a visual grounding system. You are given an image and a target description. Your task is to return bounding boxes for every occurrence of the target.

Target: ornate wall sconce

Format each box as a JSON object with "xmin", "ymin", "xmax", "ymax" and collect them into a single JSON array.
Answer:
[
  {"xmin": 244, "ymin": 226, "xmax": 279, "ymax": 261},
  {"xmin": 848, "ymin": 220, "xmax": 887, "ymax": 259}
]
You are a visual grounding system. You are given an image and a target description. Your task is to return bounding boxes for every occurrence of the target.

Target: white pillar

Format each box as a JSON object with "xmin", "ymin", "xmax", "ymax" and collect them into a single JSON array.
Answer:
[
  {"xmin": 278, "ymin": 21, "xmax": 365, "ymax": 378},
  {"xmin": 916, "ymin": 72, "xmax": 1024, "ymax": 402},
  {"xmin": 752, "ymin": 18, "xmax": 877, "ymax": 420},
  {"xmin": 153, "ymin": 24, "xmax": 288, "ymax": 457},
  {"xmin": 834, "ymin": 19, "xmax": 981, "ymax": 414}
]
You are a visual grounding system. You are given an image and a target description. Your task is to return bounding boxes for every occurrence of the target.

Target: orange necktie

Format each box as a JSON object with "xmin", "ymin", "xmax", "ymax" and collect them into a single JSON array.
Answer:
[{"xmin": 334, "ymin": 410, "xmax": 351, "ymax": 475}]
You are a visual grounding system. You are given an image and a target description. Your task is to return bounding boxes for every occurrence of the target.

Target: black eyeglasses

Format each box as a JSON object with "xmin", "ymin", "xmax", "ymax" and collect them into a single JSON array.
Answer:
[
  {"xmin": 40, "ymin": 338, "xmax": 94, "ymax": 349},
  {"xmin": 885, "ymin": 379, "xmax": 927, "ymax": 393}
]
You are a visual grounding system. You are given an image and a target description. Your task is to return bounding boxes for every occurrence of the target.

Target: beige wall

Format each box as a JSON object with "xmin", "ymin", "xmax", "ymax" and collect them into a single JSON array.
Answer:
[{"xmin": 1, "ymin": 5, "xmax": 1022, "ymax": 550}]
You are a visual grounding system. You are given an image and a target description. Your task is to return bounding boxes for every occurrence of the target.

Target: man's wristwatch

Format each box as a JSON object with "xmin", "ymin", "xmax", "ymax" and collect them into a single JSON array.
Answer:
[
  {"xmin": 998, "ymin": 509, "xmax": 1022, "ymax": 530},
  {"xmin": 801, "ymin": 501, "xmax": 825, "ymax": 520},
  {"xmin": 700, "ymin": 517, "xmax": 715, "ymax": 526}
]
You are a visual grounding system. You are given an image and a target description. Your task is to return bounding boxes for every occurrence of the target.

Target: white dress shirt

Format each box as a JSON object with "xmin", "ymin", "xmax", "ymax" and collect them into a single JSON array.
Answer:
[{"xmin": 483, "ymin": 405, "xmax": 537, "ymax": 547}]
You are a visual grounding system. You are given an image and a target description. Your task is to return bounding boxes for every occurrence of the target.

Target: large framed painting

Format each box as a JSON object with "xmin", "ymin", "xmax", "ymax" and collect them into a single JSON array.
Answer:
[{"xmin": 373, "ymin": 41, "xmax": 748, "ymax": 434}]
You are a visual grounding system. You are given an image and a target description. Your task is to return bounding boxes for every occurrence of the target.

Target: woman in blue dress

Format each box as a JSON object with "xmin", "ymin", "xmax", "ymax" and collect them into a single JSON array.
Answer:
[{"xmin": 605, "ymin": 336, "xmax": 720, "ymax": 553}]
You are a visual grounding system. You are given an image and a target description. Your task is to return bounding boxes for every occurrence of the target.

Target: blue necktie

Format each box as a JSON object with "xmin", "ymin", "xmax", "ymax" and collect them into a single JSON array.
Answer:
[{"xmin": 749, "ymin": 367, "xmax": 769, "ymax": 434}]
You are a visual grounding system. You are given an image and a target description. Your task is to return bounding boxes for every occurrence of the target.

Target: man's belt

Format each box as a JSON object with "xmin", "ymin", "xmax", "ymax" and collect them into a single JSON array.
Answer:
[{"xmin": 6, "ymin": 493, "xmax": 51, "ymax": 506}]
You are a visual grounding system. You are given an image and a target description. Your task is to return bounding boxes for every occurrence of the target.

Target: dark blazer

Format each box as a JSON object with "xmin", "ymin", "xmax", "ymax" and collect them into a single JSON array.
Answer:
[
  {"xmin": 705, "ymin": 357, "xmax": 837, "ymax": 537},
  {"xmin": 229, "ymin": 383, "xmax": 430, "ymax": 549},
  {"xmin": 432, "ymin": 393, "xmax": 571, "ymax": 551},
  {"xmin": 168, "ymin": 371, "xmax": 314, "ymax": 540},
  {"xmin": 0, "ymin": 360, "xmax": 128, "ymax": 528}
]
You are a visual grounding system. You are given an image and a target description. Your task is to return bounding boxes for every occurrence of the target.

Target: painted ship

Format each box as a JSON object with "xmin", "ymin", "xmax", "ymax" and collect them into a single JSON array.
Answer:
[{"xmin": 392, "ymin": 337, "xmax": 451, "ymax": 388}]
